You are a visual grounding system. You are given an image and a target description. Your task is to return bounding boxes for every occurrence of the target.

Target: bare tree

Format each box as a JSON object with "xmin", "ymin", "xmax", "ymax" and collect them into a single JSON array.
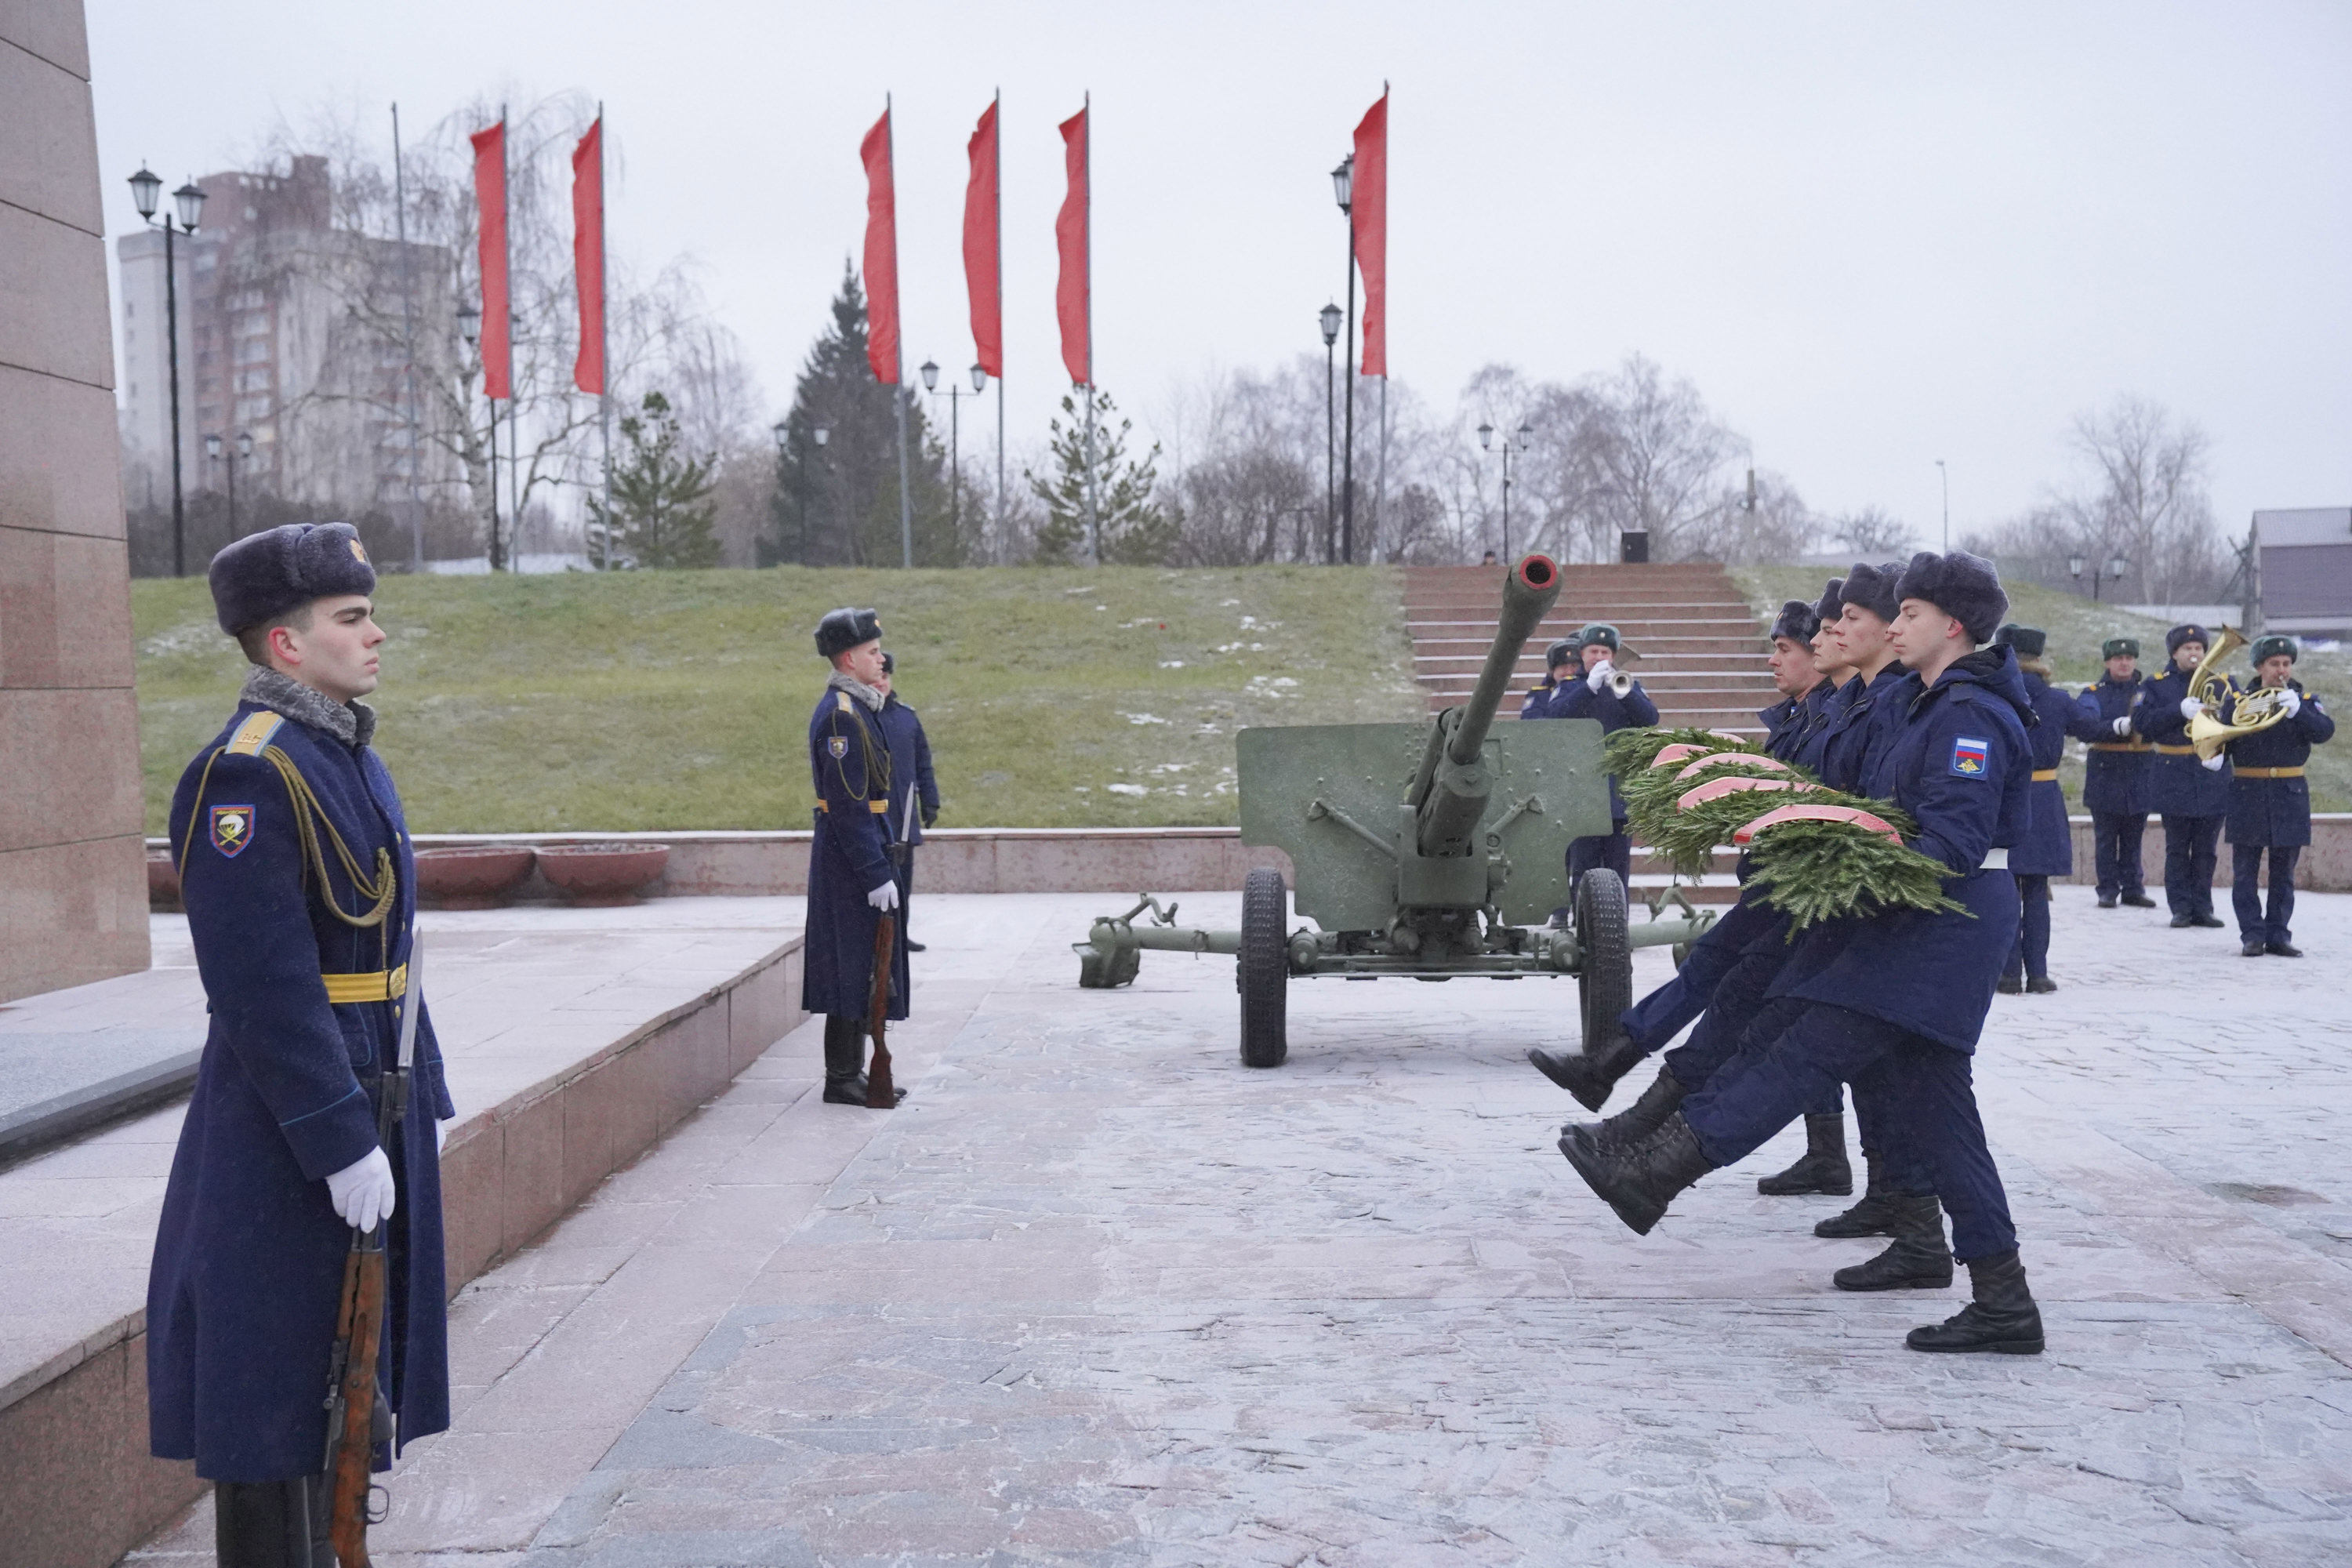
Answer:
[{"xmin": 1831, "ymin": 505, "xmax": 1914, "ymax": 557}]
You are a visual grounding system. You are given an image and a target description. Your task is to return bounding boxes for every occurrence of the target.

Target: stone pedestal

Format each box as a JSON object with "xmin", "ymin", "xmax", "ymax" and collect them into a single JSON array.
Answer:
[{"xmin": 0, "ymin": 0, "xmax": 151, "ymax": 1004}]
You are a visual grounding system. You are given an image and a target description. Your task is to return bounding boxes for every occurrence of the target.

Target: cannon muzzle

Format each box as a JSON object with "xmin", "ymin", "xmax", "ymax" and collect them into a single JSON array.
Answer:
[{"xmin": 1411, "ymin": 554, "xmax": 1563, "ymax": 859}]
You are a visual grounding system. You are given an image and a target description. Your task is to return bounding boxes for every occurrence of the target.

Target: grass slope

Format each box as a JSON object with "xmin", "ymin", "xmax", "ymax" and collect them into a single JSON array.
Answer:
[
  {"xmin": 132, "ymin": 567, "xmax": 1425, "ymax": 834},
  {"xmin": 1731, "ymin": 567, "xmax": 2352, "ymax": 812}
]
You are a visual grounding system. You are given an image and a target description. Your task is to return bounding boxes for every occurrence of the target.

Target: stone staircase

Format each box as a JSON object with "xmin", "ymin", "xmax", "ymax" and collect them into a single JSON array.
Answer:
[{"xmin": 1401, "ymin": 561, "xmax": 1782, "ymax": 901}]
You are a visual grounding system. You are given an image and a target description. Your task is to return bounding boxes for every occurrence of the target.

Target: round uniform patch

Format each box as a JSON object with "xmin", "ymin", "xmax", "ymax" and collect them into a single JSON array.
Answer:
[{"xmin": 827, "ymin": 736, "xmax": 848, "ymax": 759}]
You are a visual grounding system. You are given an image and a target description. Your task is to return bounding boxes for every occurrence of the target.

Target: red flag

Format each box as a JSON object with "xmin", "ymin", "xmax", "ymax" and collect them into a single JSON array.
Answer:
[
  {"xmin": 860, "ymin": 107, "xmax": 900, "ymax": 386},
  {"xmin": 1352, "ymin": 89, "xmax": 1388, "ymax": 377},
  {"xmin": 964, "ymin": 97, "xmax": 1002, "ymax": 379},
  {"xmin": 470, "ymin": 120, "xmax": 511, "ymax": 400},
  {"xmin": 571, "ymin": 116, "xmax": 605, "ymax": 395},
  {"xmin": 1054, "ymin": 103, "xmax": 1090, "ymax": 386}
]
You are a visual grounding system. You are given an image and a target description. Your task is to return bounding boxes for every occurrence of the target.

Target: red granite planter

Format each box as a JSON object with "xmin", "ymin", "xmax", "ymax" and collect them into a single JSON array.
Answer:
[
  {"xmin": 536, "ymin": 843, "xmax": 670, "ymax": 906},
  {"xmin": 415, "ymin": 845, "xmax": 538, "ymax": 909},
  {"xmin": 147, "ymin": 851, "xmax": 182, "ymax": 911}
]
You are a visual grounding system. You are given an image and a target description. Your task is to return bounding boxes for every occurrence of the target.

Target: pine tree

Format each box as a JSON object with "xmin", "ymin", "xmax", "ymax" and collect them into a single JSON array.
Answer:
[
  {"xmin": 1025, "ymin": 388, "xmax": 1176, "ymax": 565},
  {"xmin": 761, "ymin": 263, "xmax": 964, "ymax": 567},
  {"xmin": 589, "ymin": 392, "xmax": 720, "ymax": 568}
]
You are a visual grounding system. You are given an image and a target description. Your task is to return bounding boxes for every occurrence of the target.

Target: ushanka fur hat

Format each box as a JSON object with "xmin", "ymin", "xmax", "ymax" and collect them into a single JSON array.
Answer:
[
  {"xmin": 2252, "ymin": 633, "xmax": 2299, "ymax": 666},
  {"xmin": 1838, "ymin": 561, "xmax": 1906, "ymax": 625},
  {"xmin": 1895, "ymin": 550, "xmax": 2009, "ymax": 645},
  {"xmin": 1544, "ymin": 637, "xmax": 1580, "ymax": 672},
  {"xmin": 2165, "ymin": 622, "xmax": 2211, "ymax": 658},
  {"xmin": 1994, "ymin": 623, "xmax": 2046, "ymax": 658},
  {"xmin": 2102, "ymin": 637, "xmax": 2140, "ymax": 661},
  {"xmin": 207, "ymin": 522, "xmax": 376, "ymax": 635},
  {"xmin": 1771, "ymin": 600, "xmax": 1820, "ymax": 643},
  {"xmin": 1813, "ymin": 579, "xmax": 1845, "ymax": 627},
  {"xmin": 815, "ymin": 607, "xmax": 884, "ymax": 659}
]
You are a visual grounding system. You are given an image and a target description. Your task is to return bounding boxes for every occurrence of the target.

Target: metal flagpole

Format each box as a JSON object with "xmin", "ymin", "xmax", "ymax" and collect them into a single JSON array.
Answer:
[
  {"xmin": 393, "ymin": 104, "xmax": 426, "ymax": 573},
  {"xmin": 597, "ymin": 103, "xmax": 612, "ymax": 569},
  {"xmin": 890, "ymin": 96, "xmax": 913, "ymax": 569},
  {"xmin": 993, "ymin": 88, "xmax": 1004, "ymax": 559},
  {"xmin": 1341, "ymin": 179, "xmax": 1357, "ymax": 567},
  {"xmin": 497, "ymin": 102, "xmax": 512, "ymax": 572},
  {"xmin": 1081, "ymin": 92, "xmax": 1100, "ymax": 566}
]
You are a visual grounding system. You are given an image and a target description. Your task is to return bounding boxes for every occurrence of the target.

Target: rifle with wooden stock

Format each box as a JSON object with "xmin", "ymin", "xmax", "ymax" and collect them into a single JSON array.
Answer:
[
  {"xmin": 322, "ymin": 938, "xmax": 421, "ymax": 1566},
  {"xmin": 866, "ymin": 909, "xmax": 898, "ymax": 1108}
]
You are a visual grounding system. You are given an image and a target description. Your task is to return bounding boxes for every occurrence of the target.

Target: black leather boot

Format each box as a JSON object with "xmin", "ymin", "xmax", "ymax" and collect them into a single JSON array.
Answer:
[
  {"xmin": 1813, "ymin": 1151, "xmax": 1906, "ymax": 1238},
  {"xmin": 1755, "ymin": 1112, "xmax": 1853, "ymax": 1196},
  {"xmin": 1562, "ymin": 1068, "xmax": 1686, "ymax": 1160},
  {"xmin": 1906, "ymin": 1249, "xmax": 2044, "ymax": 1354},
  {"xmin": 1529, "ymin": 1019, "xmax": 1649, "ymax": 1112},
  {"xmin": 1831, "ymin": 1195, "xmax": 1954, "ymax": 1290},
  {"xmin": 216, "ymin": 1475, "xmax": 335, "ymax": 1568},
  {"xmin": 822, "ymin": 1014, "xmax": 871, "ymax": 1105},
  {"xmin": 1559, "ymin": 1111, "xmax": 1714, "ymax": 1236}
]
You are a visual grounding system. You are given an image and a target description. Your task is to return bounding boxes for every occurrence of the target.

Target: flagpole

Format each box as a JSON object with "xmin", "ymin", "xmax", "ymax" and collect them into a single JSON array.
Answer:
[
  {"xmin": 597, "ymin": 102, "xmax": 612, "ymax": 570},
  {"xmin": 499, "ymin": 101, "xmax": 514, "ymax": 572},
  {"xmin": 393, "ymin": 103, "xmax": 426, "ymax": 573},
  {"xmin": 993, "ymin": 87, "xmax": 1004, "ymax": 561},
  {"xmin": 1081, "ymin": 91, "xmax": 1100, "ymax": 567},
  {"xmin": 889, "ymin": 95, "xmax": 913, "ymax": 569}
]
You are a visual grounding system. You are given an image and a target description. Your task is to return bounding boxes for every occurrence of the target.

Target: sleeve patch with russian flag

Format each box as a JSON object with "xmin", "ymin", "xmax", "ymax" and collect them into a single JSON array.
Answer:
[{"xmin": 1951, "ymin": 737, "xmax": 1990, "ymax": 778}]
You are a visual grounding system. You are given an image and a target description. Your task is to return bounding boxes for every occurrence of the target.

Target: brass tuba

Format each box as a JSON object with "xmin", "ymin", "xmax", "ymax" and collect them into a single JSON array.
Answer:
[{"xmin": 2185, "ymin": 626, "xmax": 2292, "ymax": 760}]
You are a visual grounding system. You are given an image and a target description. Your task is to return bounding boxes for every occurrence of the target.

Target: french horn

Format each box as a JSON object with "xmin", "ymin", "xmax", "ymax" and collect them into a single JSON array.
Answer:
[{"xmin": 2185, "ymin": 626, "xmax": 2292, "ymax": 761}]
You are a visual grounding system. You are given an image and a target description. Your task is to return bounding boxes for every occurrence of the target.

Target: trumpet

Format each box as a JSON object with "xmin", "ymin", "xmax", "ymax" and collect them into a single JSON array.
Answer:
[
  {"xmin": 1603, "ymin": 667, "xmax": 1636, "ymax": 699},
  {"xmin": 2185, "ymin": 626, "xmax": 2292, "ymax": 761}
]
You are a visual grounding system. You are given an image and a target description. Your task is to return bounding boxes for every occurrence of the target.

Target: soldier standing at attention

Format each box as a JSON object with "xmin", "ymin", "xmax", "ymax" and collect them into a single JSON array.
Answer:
[
  {"xmin": 151, "ymin": 522, "xmax": 454, "ymax": 1565},
  {"xmin": 1995, "ymin": 625, "xmax": 2072, "ymax": 994},
  {"xmin": 2223, "ymin": 635, "xmax": 2335, "ymax": 956},
  {"xmin": 1520, "ymin": 637, "xmax": 1579, "ymax": 720},
  {"xmin": 808, "ymin": 609, "xmax": 910, "ymax": 1105},
  {"xmin": 2069, "ymin": 637, "xmax": 2155, "ymax": 908},
  {"xmin": 2135, "ymin": 624, "xmax": 2231, "ymax": 928},
  {"xmin": 1548, "ymin": 623, "xmax": 1659, "ymax": 906},
  {"xmin": 874, "ymin": 651, "xmax": 941, "ymax": 953}
]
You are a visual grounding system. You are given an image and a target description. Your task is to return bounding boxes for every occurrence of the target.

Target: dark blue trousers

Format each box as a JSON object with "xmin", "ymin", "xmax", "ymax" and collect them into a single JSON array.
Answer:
[
  {"xmin": 2092, "ymin": 812, "xmax": 2147, "ymax": 899},
  {"xmin": 2161, "ymin": 814, "xmax": 2222, "ymax": 919},
  {"xmin": 1680, "ymin": 1004, "xmax": 2019, "ymax": 1260},
  {"xmin": 2004, "ymin": 875, "xmax": 2051, "ymax": 982},
  {"xmin": 1661, "ymin": 938, "xmax": 1842, "ymax": 1119},
  {"xmin": 1619, "ymin": 897, "xmax": 1780, "ymax": 1053},
  {"xmin": 1567, "ymin": 825, "xmax": 1632, "ymax": 909},
  {"xmin": 2232, "ymin": 844, "xmax": 2299, "ymax": 946}
]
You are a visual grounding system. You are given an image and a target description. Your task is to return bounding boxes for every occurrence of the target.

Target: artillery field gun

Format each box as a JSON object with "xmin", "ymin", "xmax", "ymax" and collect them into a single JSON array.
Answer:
[{"xmin": 1075, "ymin": 554, "xmax": 1715, "ymax": 1066}]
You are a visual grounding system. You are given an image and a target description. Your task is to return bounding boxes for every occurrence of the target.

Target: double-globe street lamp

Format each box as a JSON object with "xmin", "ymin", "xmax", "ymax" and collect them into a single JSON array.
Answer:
[
  {"xmin": 2068, "ymin": 552, "xmax": 2131, "ymax": 602},
  {"xmin": 771, "ymin": 417, "xmax": 832, "ymax": 564},
  {"xmin": 204, "ymin": 430, "xmax": 252, "ymax": 539},
  {"xmin": 127, "ymin": 166, "xmax": 206, "ymax": 576},
  {"xmin": 1319, "ymin": 303, "xmax": 1341, "ymax": 561},
  {"xmin": 920, "ymin": 359, "xmax": 988, "ymax": 547},
  {"xmin": 1477, "ymin": 421, "xmax": 1534, "ymax": 561}
]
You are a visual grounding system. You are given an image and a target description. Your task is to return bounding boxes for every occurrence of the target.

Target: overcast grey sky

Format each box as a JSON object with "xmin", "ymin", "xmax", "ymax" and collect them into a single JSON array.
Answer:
[{"xmin": 90, "ymin": 1, "xmax": 2352, "ymax": 550}]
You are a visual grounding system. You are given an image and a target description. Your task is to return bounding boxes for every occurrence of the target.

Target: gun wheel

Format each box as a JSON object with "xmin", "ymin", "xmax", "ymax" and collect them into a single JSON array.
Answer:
[
  {"xmin": 1574, "ymin": 869, "xmax": 1632, "ymax": 1054},
  {"xmin": 1238, "ymin": 866, "xmax": 1289, "ymax": 1068}
]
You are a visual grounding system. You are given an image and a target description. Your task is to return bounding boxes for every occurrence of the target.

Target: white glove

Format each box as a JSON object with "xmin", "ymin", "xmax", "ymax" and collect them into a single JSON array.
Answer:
[
  {"xmin": 867, "ymin": 880, "xmax": 901, "ymax": 912},
  {"xmin": 2180, "ymin": 696, "xmax": 2203, "ymax": 720},
  {"xmin": 1586, "ymin": 662, "xmax": 1614, "ymax": 693},
  {"xmin": 436, "ymin": 1115, "xmax": 449, "ymax": 1152},
  {"xmin": 325, "ymin": 1147, "xmax": 396, "ymax": 1230},
  {"xmin": 2201, "ymin": 753, "xmax": 2227, "ymax": 772},
  {"xmin": 2111, "ymin": 716, "xmax": 2132, "ymax": 737},
  {"xmin": 2279, "ymin": 688, "xmax": 2303, "ymax": 717}
]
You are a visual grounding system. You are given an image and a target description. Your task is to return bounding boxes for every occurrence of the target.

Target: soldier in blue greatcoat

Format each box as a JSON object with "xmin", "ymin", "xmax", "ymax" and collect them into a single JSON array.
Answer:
[
  {"xmin": 1994, "ymin": 625, "xmax": 2073, "ymax": 994},
  {"xmin": 2134, "ymin": 623, "xmax": 2233, "ymax": 928},
  {"xmin": 2222, "ymin": 635, "xmax": 2335, "ymax": 956},
  {"xmin": 1519, "ymin": 637, "xmax": 1579, "ymax": 720},
  {"xmin": 149, "ymin": 522, "xmax": 455, "ymax": 1566},
  {"xmin": 1562, "ymin": 550, "xmax": 2047, "ymax": 1356},
  {"xmin": 2067, "ymin": 637, "xmax": 2155, "ymax": 908},
  {"xmin": 1548, "ymin": 623, "xmax": 1659, "ymax": 904},
  {"xmin": 806, "ymin": 609, "xmax": 911, "ymax": 1105},
  {"xmin": 874, "ymin": 652, "xmax": 941, "ymax": 953}
]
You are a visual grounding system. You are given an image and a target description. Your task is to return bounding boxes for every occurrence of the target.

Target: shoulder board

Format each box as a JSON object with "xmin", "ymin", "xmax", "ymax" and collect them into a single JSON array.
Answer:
[
  {"xmin": 226, "ymin": 711, "xmax": 285, "ymax": 756},
  {"xmin": 836, "ymin": 691, "xmax": 855, "ymax": 713}
]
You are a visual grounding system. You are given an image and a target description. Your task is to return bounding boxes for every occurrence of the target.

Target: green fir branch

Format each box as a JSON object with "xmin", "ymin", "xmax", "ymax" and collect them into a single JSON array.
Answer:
[{"xmin": 1741, "ymin": 818, "xmax": 1966, "ymax": 931}]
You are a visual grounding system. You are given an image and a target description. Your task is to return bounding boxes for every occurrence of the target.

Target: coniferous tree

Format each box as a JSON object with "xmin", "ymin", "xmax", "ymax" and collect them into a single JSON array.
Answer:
[
  {"xmin": 1026, "ymin": 388, "xmax": 1175, "ymax": 565},
  {"xmin": 589, "ymin": 391, "xmax": 720, "ymax": 568},
  {"xmin": 762, "ymin": 263, "xmax": 965, "ymax": 567}
]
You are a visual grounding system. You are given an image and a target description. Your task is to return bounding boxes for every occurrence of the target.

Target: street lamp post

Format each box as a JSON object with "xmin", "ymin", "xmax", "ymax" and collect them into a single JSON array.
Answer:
[
  {"xmin": 129, "ymin": 167, "xmax": 205, "ymax": 576},
  {"xmin": 1332, "ymin": 155, "xmax": 1359, "ymax": 564},
  {"xmin": 1319, "ymin": 303, "xmax": 1341, "ymax": 561},
  {"xmin": 205, "ymin": 430, "xmax": 252, "ymax": 539},
  {"xmin": 2069, "ymin": 552, "xmax": 2131, "ymax": 602},
  {"xmin": 810, "ymin": 421, "xmax": 830, "ymax": 562},
  {"xmin": 921, "ymin": 360, "xmax": 989, "ymax": 546},
  {"xmin": 1936, "ymin": 459, "xmax": 1949, "ymax": 554},
  {"xmin": 1477, "ymin": 422, "xmax": 1534, "ymax": 561}
]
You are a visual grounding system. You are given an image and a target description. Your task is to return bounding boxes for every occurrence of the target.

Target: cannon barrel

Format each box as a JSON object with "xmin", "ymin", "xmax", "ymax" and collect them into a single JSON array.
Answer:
[{"xmin": 1410, "ymin": 554, "xmax": 1563, "ymax": 861}]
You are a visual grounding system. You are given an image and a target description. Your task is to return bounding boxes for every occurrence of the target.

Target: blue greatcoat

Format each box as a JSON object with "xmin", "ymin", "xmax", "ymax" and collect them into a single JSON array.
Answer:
[
  {"xmin": 2223, "ymin": 683, "xmax": 2335, "ymax": 847},
  {"xmin": 1548, "ymin": 674, "xmax": 1659, "ymax": 818},
  {"xmin": 877, "ymin": 695, "xmax": 940, "ymax": 844},
  {"xmin": 804, "ymin": 687, "xmax": 910, "ymax": 1021},
  {"xmin": 2069, "ymin": 673, "xmax": 2152, "ymax": 816},
  {"xmin": 2012, "ymin": 671, "xmax": 2074, "ymax": 877},
  {"xmin": 1772, "ymin": 647, "xmax": 2034, "ymax": 1054},
  {"xmin": 2135, "ymin": 665, "xmax": 2233, "ymax": 817},
  {"xmin": 150, "ymin": 700, "xmax": 454, "ymax": 1483},
  {"xmin": 1518, "ymin": 678, "xmax": 1559, "ymax": 720}
]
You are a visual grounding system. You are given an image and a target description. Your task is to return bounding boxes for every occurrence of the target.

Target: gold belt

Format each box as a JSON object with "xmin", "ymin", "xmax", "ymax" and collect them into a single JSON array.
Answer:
[
  {"xmin": 814, "ymin": 800, "xmax": 891, "ymax": 813},
  {"xmin": 322, "ymin": 964, "xmax": 407, "ymax": 1004},
  {"xmin": 2089, "ymin": 741, "xmax": 2150, "ymax": 753},
  {"xmin": 2153, "ymin": 744, "xmax": 2200, "ymax": 756},
  {"xmin": 2234, "ymin": 766, "xmax": 2304, "ymax": 779},
  {"xmin": 2031, "ymin": 769, "xmax": 2058, "ymax": 782}
]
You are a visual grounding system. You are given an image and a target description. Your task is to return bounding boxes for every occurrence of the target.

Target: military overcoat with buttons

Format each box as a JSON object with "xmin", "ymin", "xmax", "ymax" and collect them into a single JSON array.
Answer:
[
  {"xmin": 2221, "ymin": 683, "xmax": 2335, "ymax": 848},
  {"xmin": 804, "ymin": 685, "xmax": 911, "ymax": 1020},
  {"xmin": 2010, "ymin": 670, "xmax": 2075, "ymax": 877}
]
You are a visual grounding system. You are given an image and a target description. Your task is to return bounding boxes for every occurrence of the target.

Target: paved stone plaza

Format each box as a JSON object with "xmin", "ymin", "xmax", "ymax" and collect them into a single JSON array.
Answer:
[{"xmin": 132, "ymin": 886, "xmax": 2352, "ymax": 1566}]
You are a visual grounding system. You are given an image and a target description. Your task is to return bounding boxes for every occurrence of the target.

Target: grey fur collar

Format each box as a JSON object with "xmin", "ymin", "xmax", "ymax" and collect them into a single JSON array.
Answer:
[
  {"xmin": 241, "ymin": 666, "xmax": 376, "ymax": 748},
  {"xmin": 826, "ymin": 669, "xmax": 885, "ymax": 713}
]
